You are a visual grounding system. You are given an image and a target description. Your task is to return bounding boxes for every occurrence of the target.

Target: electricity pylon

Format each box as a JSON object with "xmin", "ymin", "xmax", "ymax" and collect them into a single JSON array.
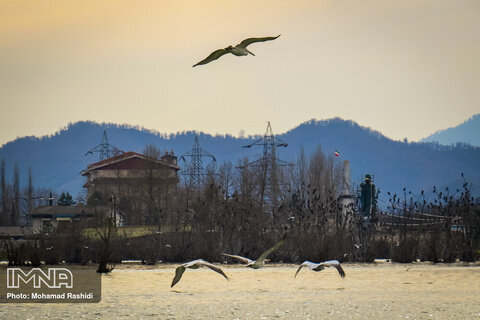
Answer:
[
  {"xmin": 179, "ymin": 135, "xmax": 216, "ymax": 186},
  {"xmin": 85, "ymin": 131, "xmax": 123, "ymax": 161},
  {"xmin": 241, "ymin": 121, "xmax": 292, "ymax": 210}
]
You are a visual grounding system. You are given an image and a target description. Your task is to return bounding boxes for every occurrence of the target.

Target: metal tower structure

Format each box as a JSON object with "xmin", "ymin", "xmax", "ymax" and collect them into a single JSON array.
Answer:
[
  {"xmin": 179, "ymin": 135, "xmax": 216, "ymax": 186},
  {"xmin": 85, "ymin": 131, "xmax": 123, "ymax": 161},
  {"xmin": 359, "ymin": 174, "xmax": 378, "ymax": 221},
  {"xmin": 241, "ymin": 121, "xmax": 292, "ymax": 209},
  {"xmin": 338, "ymin": 160, "xmax": 355, "ymax": 216}
]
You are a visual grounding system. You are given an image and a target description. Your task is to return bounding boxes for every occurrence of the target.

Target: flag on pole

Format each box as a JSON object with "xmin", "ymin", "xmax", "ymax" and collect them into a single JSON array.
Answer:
[{"xmin": 334, "ymin": 150, "xmax": 340, "ymax": 157}]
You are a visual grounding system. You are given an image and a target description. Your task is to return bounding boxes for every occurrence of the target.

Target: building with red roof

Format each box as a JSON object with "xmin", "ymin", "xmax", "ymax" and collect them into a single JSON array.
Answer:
[{"xmin": 81, "ymin": 151, "xmax": 180, "ymax": 224}]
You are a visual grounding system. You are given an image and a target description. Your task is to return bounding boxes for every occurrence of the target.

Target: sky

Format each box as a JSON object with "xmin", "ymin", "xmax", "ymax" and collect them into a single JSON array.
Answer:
[{"xmin": 0, "ymin": 0, "xmax": 479, "ymax": 146}]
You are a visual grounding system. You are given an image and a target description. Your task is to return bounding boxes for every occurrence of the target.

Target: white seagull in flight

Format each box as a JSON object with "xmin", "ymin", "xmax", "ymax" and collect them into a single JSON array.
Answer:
[
  {"xmin": 294, "ymin": 260, "xmax": 346, "ymax": 278},
  {"xmin": 222, "ymin": 236, "xmax": 285, "ymax": 269},
  {"xmin": 193, "ymin": 35, "xmax": 280, "ymax": 67},
  {"xmin": 171, "ymin": 259, "xmax": 229, "ymax": 288}
]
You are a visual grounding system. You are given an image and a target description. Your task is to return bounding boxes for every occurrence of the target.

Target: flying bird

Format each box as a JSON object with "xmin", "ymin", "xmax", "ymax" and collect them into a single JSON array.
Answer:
[
  {"xmin": 222, "ymin": 236, "xmax": 285, "ymax": 269},
  {"xmin": 171, "ymin": 259, "xmax": 229, "ymax": 288},
  {"xmin": 193, "ymin": 35, "xmax": 281, "ymax": 67},
  {"xmin": 294, "ymin": 260, "xmax": 346, "ymax": 278}
]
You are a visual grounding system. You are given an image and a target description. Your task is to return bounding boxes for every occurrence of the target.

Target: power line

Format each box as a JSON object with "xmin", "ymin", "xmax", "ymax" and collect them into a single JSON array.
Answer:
[
  {"xmin": 240, "ymin": 121, "xmax": 293, "ymax": 209},
  {"xmin": 85, "ymin": 131, "xmax": 123, "ymax": 161},
  {"xmin": 179, "ymin": 135, "xmax": 216, "ymax": 186}
]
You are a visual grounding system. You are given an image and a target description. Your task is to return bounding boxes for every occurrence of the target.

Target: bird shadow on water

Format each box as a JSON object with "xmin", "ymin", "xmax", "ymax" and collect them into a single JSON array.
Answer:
[{"xmin": 170, "ymin": 290, "xmax": 194, "ymax": 295}]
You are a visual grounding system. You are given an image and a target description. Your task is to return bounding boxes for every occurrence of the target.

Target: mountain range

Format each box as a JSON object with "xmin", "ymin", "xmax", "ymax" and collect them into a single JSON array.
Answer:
[
  {"xmin": 421, "ymin": 114, "xmax": 480, "ymax": 147},
  {"xmin": 0, "ymin": 117, "xmax": 479, "ymax": 205}
]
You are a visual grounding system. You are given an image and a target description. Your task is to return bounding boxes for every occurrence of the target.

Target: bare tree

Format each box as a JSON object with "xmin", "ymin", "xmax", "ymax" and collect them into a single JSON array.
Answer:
[
  {"xmin": 95, "ymin": 215, "xmax": 117, "ymax": 273},
  {"xmin": 1, "ymin": 158, "xmax": 8, "ymax": 226},
  {"xmin": 12, "ymin": 162, "xmax": 20, "ymax": 226},
  {"xmin": 143, "ymin": 144, "xmax": 161, "ymax": 159},
  {"xmin": 26, "ymin": 166, "xmax": 34, "ymax": 213},
  {"xmin": 218, "ymin": 161, "xmax": 234, "ymax": 200}
]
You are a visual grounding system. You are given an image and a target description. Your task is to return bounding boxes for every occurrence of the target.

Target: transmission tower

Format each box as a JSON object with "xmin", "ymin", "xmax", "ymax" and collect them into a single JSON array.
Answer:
[
  {"xmin": 241, "ymin": 121, "xmax": 292, "ymax": 209},
  {"xmin": 179, "ymin": 135, "xmax": 216, "ymax": 186},
  {"xmin": 85, "ymin": 131, "xmax": 123, "ymax": 161}
]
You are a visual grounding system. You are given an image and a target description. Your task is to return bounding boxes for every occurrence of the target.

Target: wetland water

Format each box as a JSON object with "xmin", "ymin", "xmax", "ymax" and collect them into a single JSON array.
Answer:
[{"xmin": 1, "ymin": 262, "xmax": 479, "ymax": 319}]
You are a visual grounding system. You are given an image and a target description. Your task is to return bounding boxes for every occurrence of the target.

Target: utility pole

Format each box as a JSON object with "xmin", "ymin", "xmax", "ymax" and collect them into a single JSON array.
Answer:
[
  {"xmin": 109, "ymin": 195, "xmax": 117, "ymax": 226},
  {"xmin": 241, "ymin": 121, "xmax": 292, "ymax": 211},
  {"xmin": 179, "ymin": 135, "xmax": 216, "ymax": 186},
  {"xmin": 85, "ymin": 131, "xmax": 123, "ymax": 161}
]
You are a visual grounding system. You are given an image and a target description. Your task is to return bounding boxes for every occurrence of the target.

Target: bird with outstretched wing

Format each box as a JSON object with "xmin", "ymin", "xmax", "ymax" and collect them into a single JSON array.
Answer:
[
  {"xmin": 294, "ymin": 260, "xmax": 346, "ymax": 278},
  {"xmin": 193, "ymin": 35, "xmax": 280, "ymax": 67},
  {"xmin": 222, "ymin": 235, "xmax": 286, "ymax": 269},
  {"xmin": 171, "ymin": 259, "xmax": 229, "ymax": 288}
]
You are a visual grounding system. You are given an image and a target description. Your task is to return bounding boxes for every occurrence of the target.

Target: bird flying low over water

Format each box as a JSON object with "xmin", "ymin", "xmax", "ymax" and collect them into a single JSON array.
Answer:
[
  {"xmin": 294, "ymin": 260, "xmax": 346, "ymax": 278},
  {"xmin": 171, "ymin": 259, "xmax": 229, "ymax": 288},
  {"xmin": 193, "ymin": 35, "xmax": 280, "ymax": 67},
  {"xmin": 222, "ymin": 236, "xmax": 285, "ymax": 269}
]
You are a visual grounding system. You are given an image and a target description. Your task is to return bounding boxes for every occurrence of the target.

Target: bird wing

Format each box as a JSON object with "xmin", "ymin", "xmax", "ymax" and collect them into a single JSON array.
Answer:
[
  {"xmin": 334, "ymin": 264, "xmax": 346, "ymax": 278},
  {"xmin": 295, "ymin": 261, "xmax": 319, "ymax": 278},
  {"xmin": 256, "ymin": 236, "xmax": 285, "ymax": 264},
  {"xmin": 193, "ymin": 48, "xmax": 229, "ymax": 67},
  {"xmin": 183, "ymin": 259, "xmax": 204, "ymax": 268},
  {"xmin": 321, "ymin": 260, "xmax": 346, "ymax": 278},
  {"xmin": 237, "ymin": 35, "xmax": 280, "ymax": 48},
  {"xmin": 294, "ymin": 263, "xmax": 307, "ymax": 278},
  {"xmin": 304, "ymin": 261, "xmax": 320, "ymax": 270},
  {"xmin": 195, "ymin": 260, "xmax": 229, "ymax": 280},
  {"xmin": 171, "ymin": 265, "xmax": 186, "ymax": 288},
  {"xmin": 222, "ymin": 253, "xmax": 253, "ymax": 264}
]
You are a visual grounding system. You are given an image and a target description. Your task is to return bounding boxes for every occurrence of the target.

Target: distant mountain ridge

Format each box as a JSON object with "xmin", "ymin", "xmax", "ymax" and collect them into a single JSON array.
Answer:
[
  {"xmin": 421, "ymin": 113, "xmax": 480, "ymax": 147},
  {"xmin": 0, "ymin": 119, "xmax": 479, "ymax": 204}
]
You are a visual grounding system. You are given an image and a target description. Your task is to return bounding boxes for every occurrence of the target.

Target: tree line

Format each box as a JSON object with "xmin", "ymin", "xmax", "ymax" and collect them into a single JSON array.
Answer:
[
  {"xmin": 0, "ymin": 158, "xmax": 72, "ymax": 226},
  {"xmin": 1, "ymin": 145, "xmax": 479, "ymax": 272}
]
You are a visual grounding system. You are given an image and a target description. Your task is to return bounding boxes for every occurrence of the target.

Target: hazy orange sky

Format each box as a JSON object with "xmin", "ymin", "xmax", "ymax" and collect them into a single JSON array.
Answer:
[{"xmin": 1, "ymin": 0, "xmax": 479, "ymax": 146}]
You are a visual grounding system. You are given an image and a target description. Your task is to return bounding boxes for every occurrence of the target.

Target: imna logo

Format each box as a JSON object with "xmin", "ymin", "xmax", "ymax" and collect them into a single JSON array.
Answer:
[{"xmin": 7, "ymin": 268, "xmax": 73, "ymax": 289}]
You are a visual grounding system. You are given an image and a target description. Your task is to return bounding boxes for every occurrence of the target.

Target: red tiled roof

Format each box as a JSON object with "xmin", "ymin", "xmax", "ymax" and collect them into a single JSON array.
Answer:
[
  {"xmin": 87, "ymin": 151, "xmax": 137, "ymax": 168},
  {"xmin": 83, "ymin": 151, "xmax": 180, "ymax": 175}
]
